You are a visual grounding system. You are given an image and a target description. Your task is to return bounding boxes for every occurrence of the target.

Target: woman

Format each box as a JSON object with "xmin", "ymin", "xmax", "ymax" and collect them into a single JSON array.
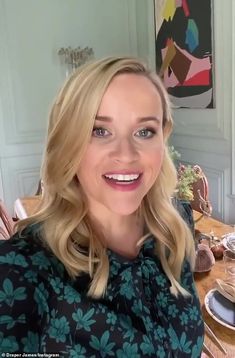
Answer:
[{"xmin": 0, "ymin": 57, "xmax": 204, "ymax": 356}]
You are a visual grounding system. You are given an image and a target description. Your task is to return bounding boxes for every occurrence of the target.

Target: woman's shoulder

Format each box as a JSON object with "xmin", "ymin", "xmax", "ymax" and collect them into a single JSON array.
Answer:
[
  {"xmin": 0, "ymin": 223, "xmax": 65, "ymax": 278},
  {"xmin": 0, "ymin": 223, "xmax": 44, "ymax": 258}
]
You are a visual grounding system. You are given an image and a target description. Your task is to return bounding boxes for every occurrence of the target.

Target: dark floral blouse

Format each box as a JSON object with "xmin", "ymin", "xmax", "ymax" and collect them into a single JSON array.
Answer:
[{"xmin": 0, "ymin": 225, "xmax": 204, "ymax": 357}]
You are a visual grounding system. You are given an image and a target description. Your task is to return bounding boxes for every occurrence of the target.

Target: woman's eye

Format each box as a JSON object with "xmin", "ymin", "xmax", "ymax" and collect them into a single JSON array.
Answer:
[
  {"xmin": 135, "ymin": 128, "xmax": 156, "ymax": 138},
  {"xmin": 92, "ymin": 127, "xmax": 110, "ymax": 137}
]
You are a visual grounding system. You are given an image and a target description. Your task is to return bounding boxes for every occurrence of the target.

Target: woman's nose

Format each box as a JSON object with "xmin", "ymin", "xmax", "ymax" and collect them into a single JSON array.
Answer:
[{"xmin": 110, "ymin": 138, "xmax": 139, "ymax": 163}]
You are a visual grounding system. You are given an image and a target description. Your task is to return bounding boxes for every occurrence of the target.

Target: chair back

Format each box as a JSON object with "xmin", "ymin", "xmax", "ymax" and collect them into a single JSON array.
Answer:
[
  {"xmin": 0, "ymin": 199, "xmax": 14, "ymax": 239},
  {"xmin": 190, "ymin": 166, "xmax": 212, "ymax": 216},
  {"xmin": 0, "ymin": 225, "xmax": 9, "ymax": 240},
  {"xmin": 35, "ymin": 179, "xmax": 43, "ymax": 195}
]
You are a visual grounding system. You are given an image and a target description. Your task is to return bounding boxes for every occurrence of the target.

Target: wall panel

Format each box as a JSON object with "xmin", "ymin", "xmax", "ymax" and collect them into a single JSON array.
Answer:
[
  {"xmin": 1, "ymin": 155, "xmax": 41, "ymax": 213},
  {"xmin": 0, "ymin": 0, "xmax": 138, "ymax": 212}
]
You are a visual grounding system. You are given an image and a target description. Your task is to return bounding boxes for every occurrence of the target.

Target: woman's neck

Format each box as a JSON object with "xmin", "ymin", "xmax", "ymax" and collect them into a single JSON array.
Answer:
[{"xmin": 89, "ymin": 212, "xmax": 144, "ymax": 258}]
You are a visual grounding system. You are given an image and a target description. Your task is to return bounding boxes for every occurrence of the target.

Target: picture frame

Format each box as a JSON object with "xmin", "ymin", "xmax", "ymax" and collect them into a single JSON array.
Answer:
[{"xmin": 154, "ymin": 0, "xmax": 214, "ymax": 108}]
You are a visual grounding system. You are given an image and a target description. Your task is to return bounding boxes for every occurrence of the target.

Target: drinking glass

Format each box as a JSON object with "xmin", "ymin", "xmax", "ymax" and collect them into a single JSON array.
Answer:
[{"xmin": 223, "ymin": 249, "xmax": 235, "ymax": 283}]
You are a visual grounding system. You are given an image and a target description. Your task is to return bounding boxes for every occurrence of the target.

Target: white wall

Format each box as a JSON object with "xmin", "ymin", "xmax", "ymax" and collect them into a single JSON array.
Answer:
[
  {"xmin": 2, "ymin": 0, "xmax": 234, "ymax": 223},
  {"xmin": 170, "ymin": 0, "xmax": 235, "ymax": 223},
  {"xmin": 136, "ymin": 0, "xmax": 235, "ymax": 223},
  {"xmin": 0, "ymin": 0, "xmax": 139, "ymax": 212}
]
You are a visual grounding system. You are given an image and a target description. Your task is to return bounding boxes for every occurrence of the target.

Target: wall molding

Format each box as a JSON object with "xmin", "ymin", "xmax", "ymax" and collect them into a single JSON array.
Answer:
[
  {"xmin": 173, "ymin": 0, "xmax": 232, "ymax": 142},
  {"xmin": 231, "ymin": 0, "xmax": 235, "ymax": 195},
  {"xmin": 146, "ymin": 0, "xmax": 156, "ymax": 69},
  {"xmin": 203, "ymin": 167, "xmax": 224, "ymax": 220},
  {"xmin": 1, "ymin": 154, "xmax": 41, "ymax": 211},
  {"xmin": 126, "ymin": 0, "xmax": 138, "ymax": 55},
  {"xmin": 0, "ymin": 166, "xmax": 4, "ymax": 199},
  {"xmin": 0, "ymin": 1, "xmax": 47, "ymax": 145},
  {"xmin": 15, "ymin": 169, "xmax": 40, "ymax": 197}
]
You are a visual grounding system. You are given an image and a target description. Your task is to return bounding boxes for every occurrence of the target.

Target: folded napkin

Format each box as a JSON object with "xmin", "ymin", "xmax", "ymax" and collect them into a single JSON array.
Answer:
[
  {"xmin": 215, "ymin": 279, "xmax": 235, "ymax": 303},
  {"xmin": 194, "ymin": 243, "xmax": 215, "ymax": 272},
  {"xmin": 209, "ymin": 289, "xmax": 235, "ymax": 327}
]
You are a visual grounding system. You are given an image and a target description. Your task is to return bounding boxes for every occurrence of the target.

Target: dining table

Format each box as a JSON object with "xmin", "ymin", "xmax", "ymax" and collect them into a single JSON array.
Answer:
[
  {"xmin": 193, "ymin": 212, "xmax": 235, "ymax": 357},
  {"xmin": 14, "ymin": 196, "xmax": 235, "ymax": 357}
]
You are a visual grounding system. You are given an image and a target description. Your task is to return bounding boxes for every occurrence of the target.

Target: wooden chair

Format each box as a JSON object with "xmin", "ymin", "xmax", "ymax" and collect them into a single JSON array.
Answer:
[
  {"xmin": 190, "ymin": 166, "xmax": 212, "ymax": 221},
  {"xmin": 0, "ymin": 226, "xmax": 8, "ymax": 240},
  {"xmin": 0, "ymin": 199, "xmax": 14, "ymax": 239},
  {"xmin": 35, "ymin": 179, "xmax": 44, "ymax": 196}
]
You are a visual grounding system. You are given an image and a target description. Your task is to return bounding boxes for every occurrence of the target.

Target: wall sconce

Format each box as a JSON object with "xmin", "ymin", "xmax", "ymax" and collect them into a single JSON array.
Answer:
[{"xmin": 58, "ymin": 46, "xmax": 94, "ymax": 77}]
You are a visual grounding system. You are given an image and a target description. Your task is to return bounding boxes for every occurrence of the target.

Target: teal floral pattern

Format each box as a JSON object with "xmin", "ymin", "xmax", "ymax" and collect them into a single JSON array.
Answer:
[
  {"xmin": 0, "ymin": 279, "xmax": 26, "ymax": 307},
  {"xmin": 21, "ymin": 331, "xmax": 39, "ymax": 352},
  {"xmin": 0, "ymin": 225, "xmax": 204, "ymax": 356},
  {"xmin": 48, "ymin": 311, "xmax": 70, "ymax": 343}
]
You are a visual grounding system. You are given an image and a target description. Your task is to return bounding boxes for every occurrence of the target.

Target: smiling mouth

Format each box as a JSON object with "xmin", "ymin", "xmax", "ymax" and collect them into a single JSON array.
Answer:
[{"xmin": 103, "ymin": 173, "xmax": 141, "ymax": 184}]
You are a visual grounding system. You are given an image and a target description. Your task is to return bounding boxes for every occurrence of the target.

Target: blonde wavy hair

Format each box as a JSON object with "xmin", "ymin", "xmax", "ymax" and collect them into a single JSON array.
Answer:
[{"xmin": 16, "ymin": 56, "xmax": 195, "ymax": 298}]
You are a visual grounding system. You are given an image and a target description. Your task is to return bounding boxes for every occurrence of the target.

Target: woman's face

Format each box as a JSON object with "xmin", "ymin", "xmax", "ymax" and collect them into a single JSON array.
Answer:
[{"xmin": 77, "ymin": 73, "xmax": 165, "ymax": 217}]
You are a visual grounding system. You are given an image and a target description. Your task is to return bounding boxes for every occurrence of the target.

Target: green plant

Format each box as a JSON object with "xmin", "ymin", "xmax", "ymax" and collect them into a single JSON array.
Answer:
[{"xmin": 169, "ymin": 146, "xmax": 202, "ymax": 201}]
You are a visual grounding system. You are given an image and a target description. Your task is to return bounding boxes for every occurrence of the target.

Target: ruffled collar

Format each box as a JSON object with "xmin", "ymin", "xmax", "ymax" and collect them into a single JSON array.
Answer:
[{"xmin": 107, "ymin": 235, "xmax": 155, "ymax": 265}]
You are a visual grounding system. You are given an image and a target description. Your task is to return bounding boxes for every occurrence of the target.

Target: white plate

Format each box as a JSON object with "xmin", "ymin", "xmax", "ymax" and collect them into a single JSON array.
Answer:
[
  {"xmin": 222, "ymin": 234, "xmax": 235, "ymax": 251},
  {"xmin": 205, "ymin": 289, "xmax": 235, "ymax": 331},
  {"xmin": 222, "ymin": 237, "xmax": 230, "ymax": 250}
]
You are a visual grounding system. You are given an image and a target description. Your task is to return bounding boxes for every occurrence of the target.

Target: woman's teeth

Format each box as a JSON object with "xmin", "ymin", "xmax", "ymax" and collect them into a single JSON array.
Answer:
[{"xmin": 104, "ymin": 174, "xmax": 140, "ymax": 182}]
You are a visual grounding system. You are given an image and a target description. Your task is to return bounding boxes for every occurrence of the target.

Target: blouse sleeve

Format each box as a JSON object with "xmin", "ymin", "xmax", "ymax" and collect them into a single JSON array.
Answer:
[
  {"xmin": 181, "ymin": 259, "xmax": 200, "ymax": 298},
  {"xmin": 0, "ymin": 242, "xmax": 41, "ymax": 353}
]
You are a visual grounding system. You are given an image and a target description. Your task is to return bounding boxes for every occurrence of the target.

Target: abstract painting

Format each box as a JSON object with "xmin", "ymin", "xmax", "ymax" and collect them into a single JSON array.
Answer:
[{"xmin": 155, "ymin": 0, "xmax": 214, "ymax": 108}]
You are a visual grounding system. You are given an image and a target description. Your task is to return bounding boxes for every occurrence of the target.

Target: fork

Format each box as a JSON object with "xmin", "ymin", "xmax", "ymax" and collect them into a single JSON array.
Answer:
[
  {"xmin": 203, "ymin": 342, "xmax": 215, "ymax": 358},
  {"xmin": 204, "ymin": 322, "xmax": 227, "ymax": 355}
]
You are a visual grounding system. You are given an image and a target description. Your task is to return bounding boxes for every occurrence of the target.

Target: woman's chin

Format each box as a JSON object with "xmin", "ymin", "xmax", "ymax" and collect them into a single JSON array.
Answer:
[{"xmin": 108, "ymin": 202, "xmax": 141, "ymax": 217}]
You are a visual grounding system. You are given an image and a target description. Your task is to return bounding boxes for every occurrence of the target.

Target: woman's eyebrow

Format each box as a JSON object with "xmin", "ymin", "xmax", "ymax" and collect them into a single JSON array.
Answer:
[
  {"xmin": 95, "ymin": 116, "xmax": 161, "ymax": 123},
  {"xmin": 95, "ymin": 116, "xmax": 112, "ymax": 122},
  {"xmin": 137, "ymin": 116, "xmax": 161, "ymax": 124}
]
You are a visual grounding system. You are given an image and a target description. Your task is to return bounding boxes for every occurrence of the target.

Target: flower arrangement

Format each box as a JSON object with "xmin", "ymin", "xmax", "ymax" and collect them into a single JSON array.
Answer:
[{"xmin": 169, "ymin": 146, "xmax": 202, "ymax": 201}]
